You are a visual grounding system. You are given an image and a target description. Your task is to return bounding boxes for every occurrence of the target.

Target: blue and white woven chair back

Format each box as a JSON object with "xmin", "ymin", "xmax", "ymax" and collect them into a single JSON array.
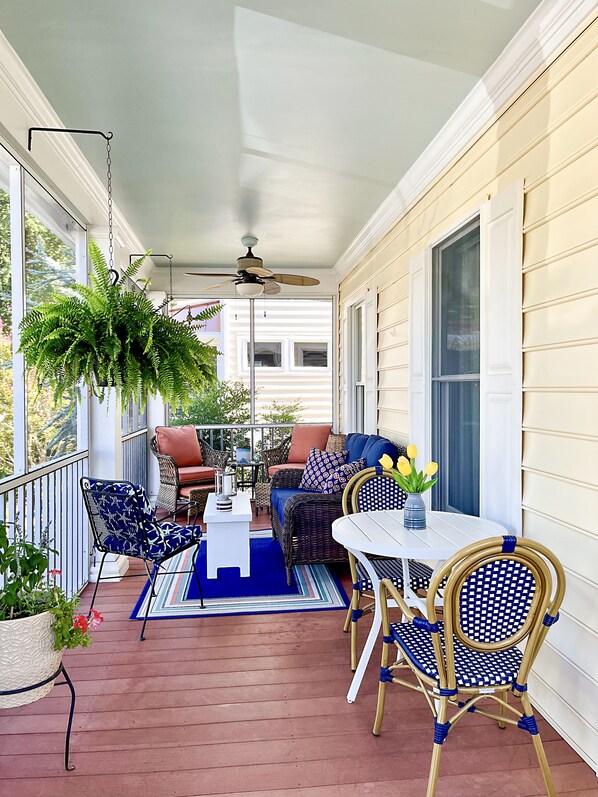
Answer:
[
  {"xmin": 354, "ymin": 468, "xmax": 406, "ymax": 513},
  {"xmin": 80, "ymin": 477, "xmax": 157, "ymax": 559},
  {"xmin": 438, "ymin": 537, "xmax": 560, "ymax": 655}
]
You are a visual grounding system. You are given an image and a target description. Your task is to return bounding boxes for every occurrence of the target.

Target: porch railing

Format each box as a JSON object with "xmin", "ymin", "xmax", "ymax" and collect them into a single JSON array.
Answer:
[
  {"xmin": 0, "ymin": 451, "xmax": 90, "ymax": 599},
  {"xmin": 122, "ymin": 429, "xmax": 148, "ymax": 489},
  {"xmin": 193, "ymin": 423, "xmax": 293, "ymax": 472}
]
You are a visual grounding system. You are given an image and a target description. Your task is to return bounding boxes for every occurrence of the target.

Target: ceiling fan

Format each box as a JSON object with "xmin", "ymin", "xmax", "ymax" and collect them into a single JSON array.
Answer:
[{"xmin": 185, "ymin": 236, "xmax": 320, "ymax": 297}]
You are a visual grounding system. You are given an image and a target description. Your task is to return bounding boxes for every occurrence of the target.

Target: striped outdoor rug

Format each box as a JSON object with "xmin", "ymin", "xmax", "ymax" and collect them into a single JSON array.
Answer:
[{"xmin": 130, "ymin": 530, "xmax": 349, "ymax": 620}]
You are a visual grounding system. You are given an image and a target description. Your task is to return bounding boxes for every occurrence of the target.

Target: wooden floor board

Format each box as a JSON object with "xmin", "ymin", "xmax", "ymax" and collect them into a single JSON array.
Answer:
[{"xmin": 0, "ymin": 540, "xmax": 594, "ymax": 797}]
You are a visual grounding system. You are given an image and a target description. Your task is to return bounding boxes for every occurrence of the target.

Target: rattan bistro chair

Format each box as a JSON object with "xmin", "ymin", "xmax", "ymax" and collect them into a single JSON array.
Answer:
[
  {"xmin": 80, "ymin": 477, "xmax": 205, "ymax": 641},
  {"xmin": 341, "ymin": 466, "xmax": 435, "ymax": 671},
  {"xmin": 373, "ymin": 535, "xmax": 566, "ymax": 797}
]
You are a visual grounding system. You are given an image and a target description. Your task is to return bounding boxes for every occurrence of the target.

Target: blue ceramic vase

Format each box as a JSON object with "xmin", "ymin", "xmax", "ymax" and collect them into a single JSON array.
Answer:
[{"xmin": 403, "ymin": 492, "xmax": 426, "ymax": 529}]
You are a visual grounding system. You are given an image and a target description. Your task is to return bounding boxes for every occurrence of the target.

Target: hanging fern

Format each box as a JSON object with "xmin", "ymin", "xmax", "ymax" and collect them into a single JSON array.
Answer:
[{"xmin": 18, "ymin": 239, "xmax": 218, "ymax": 410}]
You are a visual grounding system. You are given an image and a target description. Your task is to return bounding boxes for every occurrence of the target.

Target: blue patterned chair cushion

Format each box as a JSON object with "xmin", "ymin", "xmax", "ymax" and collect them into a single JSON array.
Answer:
[
  {"xmin": 84, "ymin": 477, "xmax": 202, "ymax": 563},
  {"xmin": 321, "ymin": 458, "xmax": 366, "ymax": 494},
  {"xmin": 356, "ymin": 558, "xmax": 433, "ymax": 591},
  {"xmin": 298, "ymin": 448, "xmax": 347, "ymax": 492},
  {"xmin": 389, "ymin": 621, "xmax": 523, "ymax": 688}
]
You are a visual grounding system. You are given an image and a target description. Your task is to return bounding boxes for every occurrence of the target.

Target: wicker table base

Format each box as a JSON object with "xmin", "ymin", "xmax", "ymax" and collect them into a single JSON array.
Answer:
[
  {"xmin": 187, "ymin": 484, "xmax": 216, "ymax": 522},
  {"xmin": 254, "ymin": 481, "xmax": 271, "ymax": 514}
]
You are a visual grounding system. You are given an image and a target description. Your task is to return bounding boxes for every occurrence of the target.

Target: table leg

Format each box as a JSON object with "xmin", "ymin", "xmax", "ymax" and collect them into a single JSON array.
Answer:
[{"xmin": 345, "ymin": 546, "xmax": 382, "ymax": 704}]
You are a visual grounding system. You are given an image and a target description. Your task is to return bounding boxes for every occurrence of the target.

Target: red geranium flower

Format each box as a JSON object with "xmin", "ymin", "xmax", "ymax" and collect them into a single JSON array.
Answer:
[
  {"xmin": 89, "ymin": 608, "xmax": 104, "ymax": 628},
  {"xmin": 48, "ymin": 568, "xmax": 62, "ymax": 576},
  {"xmin": 73, "ymin": 615, "xmax": 88, "ymax": 632}
]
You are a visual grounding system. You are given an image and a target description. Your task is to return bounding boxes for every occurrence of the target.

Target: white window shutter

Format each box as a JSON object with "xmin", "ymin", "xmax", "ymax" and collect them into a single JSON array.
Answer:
[
  {"xmin": 479, "ymin": 181, "xmax": 523, "ymax": 533},
  {"xmin": 340, "ymin": 307, "xmax": 349, "ymax": 433},
  {"xmin": 409, "ymin": 250, "xmax": 432, "ymax": 489},
  {"xmin": 364, "ymin": 293, "xmax": 377, "ymax": 434}
]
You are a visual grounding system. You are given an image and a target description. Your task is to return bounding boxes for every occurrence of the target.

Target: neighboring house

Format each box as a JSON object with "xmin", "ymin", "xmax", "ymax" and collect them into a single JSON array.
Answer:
[
  {"xmin": 191, "ymin": 298, "xmax": 334, "ymax": 423},
  {"xmin": 339, "ymin": 17, "xmax": 598, "ymax": 771}
]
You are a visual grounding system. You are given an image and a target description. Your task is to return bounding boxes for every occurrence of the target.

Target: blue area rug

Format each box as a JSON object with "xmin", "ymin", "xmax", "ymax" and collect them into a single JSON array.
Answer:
[{"xmin": 130, "ymin": 531, "xmax": 349, "ymax": 620}]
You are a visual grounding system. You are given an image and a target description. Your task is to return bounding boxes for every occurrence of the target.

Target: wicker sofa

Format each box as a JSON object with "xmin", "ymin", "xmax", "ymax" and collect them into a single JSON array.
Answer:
[{"xmin": 270, "ymin": 433, "xmax": 402, "ymax": 585}]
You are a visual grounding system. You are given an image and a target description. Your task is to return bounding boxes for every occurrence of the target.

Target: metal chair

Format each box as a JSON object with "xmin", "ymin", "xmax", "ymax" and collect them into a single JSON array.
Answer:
[
  {"xmin": 373, "ymin": 535, "xmax": 566, "ymax": 797},
  {"xmin": 341, "ymin": 466, "xmax": 435, "ymax": 671},
  {"xmin": 80, "ymin": 477, "xmax": 205, "ymax": 641}
]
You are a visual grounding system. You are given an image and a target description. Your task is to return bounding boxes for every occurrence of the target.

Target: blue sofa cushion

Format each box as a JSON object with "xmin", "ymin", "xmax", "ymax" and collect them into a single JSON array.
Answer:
[
  {"xmin": 345, "ymin": 433, "xmax": 370, "ymax": 462},
  {"xmin": 361, "ymin": 435, "xmax": 398, "ymax": 468},
  {"xmin": 271, "ymin": 487, "xmax": 307, "ymax": 525}
]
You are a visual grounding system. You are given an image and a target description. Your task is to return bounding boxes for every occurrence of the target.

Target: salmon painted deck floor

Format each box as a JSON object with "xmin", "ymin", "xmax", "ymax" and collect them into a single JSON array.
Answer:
[{"xmin": 0, "ymin": 516, "xmax": 596, "ymax": 797}]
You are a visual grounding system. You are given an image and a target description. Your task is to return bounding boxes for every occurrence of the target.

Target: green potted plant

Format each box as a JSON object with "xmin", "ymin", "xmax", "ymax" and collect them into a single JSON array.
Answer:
[
  {"xmin": 0, "ymin": 520, "xmax": 103, "ymax": 708},
  {"xmin": 18, "ymin": 240, "xmax": 219, "ymax": 410},
  {"xmin": 235, "ymin": 434, "xmax": 252, "ymax": 464},
  {"xmin": 380, "ymin": 444, "xmax": 438, "ymax": 529}
]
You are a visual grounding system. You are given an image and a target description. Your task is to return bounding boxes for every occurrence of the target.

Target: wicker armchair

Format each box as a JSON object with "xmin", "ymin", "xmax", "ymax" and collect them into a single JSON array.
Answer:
[
  {"xmin": 261, "ymin": 435, "xmax": 292, "ymax": 476},
  {"xmin": 270, "ymin": 467, "xmax": 349, "ymax": 586},
  {"xmin": 150, "ymin": 435, "xmax": 229, "ymax": 515}
]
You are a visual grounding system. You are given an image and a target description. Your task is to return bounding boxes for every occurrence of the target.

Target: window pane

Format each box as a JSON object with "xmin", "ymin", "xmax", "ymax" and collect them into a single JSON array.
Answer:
[
  {"xmin": 0, "ymin": 149, "xmax": 12, "ymax": 479},
  {"xmin": 294, "ymin": 342, "xmax": 328, "ymax": 367},
  {"xmin": 435, "ymin": 225, "xmax": 480, "ymax": 377},
  {"xmin": 249, "ymin": 341, "xmax": 282, "ymax": 368},
  {"xmin": 24, "ymin": 173, "xmax": 84, "ymax": 469}
]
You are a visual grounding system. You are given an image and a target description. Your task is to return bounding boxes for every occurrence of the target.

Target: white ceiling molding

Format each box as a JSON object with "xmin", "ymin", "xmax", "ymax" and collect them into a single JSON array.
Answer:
[
  {"xmin": 333, "ymin": 0, "xmax": 598, "ymax": 281},
  {"xmin": 0, "ymin": 30, "xmax": 148, "ymax": 273}
]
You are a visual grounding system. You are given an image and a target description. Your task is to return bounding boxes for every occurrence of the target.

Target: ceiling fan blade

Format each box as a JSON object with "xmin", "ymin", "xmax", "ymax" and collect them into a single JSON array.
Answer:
[
  {"xmin": 245, "ymin": 265, "xmax": 273, "ymax": 278},
  {"xmin": 185, "ymin": 272, "xmax": 237, "ymax": 278},
  {"xmin": 197, "ymin": 279, "xmax": 236, "ymax": 291},
  {"xmin": 262, "ymin": 280, "xmax": 281, "ymax": 295},
  {"xmin": 270, "ymin": 273, "xmax": 320, "ymax": 287}
]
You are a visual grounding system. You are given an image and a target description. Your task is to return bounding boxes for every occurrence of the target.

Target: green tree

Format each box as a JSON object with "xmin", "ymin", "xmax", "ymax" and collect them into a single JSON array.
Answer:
[
  {"xmin": 259, "ymin": 398, "xmax": 304, "ymax": 451},
  {"xmin": 173, "ymin": 379, "xmax": 253, "ymax": 450}
]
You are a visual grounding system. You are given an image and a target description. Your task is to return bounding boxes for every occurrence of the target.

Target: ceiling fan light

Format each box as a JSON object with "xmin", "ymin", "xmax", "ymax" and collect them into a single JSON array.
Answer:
[{"xmin": 236, "ymin": 281, "xmax": 264, "ymax": 297}]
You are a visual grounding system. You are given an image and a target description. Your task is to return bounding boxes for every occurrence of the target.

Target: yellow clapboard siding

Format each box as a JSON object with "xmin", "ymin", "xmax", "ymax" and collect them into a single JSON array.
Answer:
[
  {"xmin": 523, "ymin": 245, "xmax": 598, "ymax": 308},
  {"xmin": 378, "ymin": 390, "xmax": 409, "ymax": 413},
  {"xmin": 377, "ymin": 274, "xmax": 408, "ymax": 311},
  {"xmin": 523, "ymin": 193, "xmax": 598, "ymax": 269},
  {"xmin": 378, "ymin": 298, "xmax": 408, "ymax": 330},
  {"xmin": 524, "ymin": 145, "xmax": 598, "ymax": 230},
  {"xmin": 523, "ymin": 391, "xmax": 598, "ymax": 438},
  {"xmin": 524, "ymin": 510, "xmax": 598, "ymax": 585},
  {"xmin": 524, "ymin": 293, "xmax": 598, "ymax": 349},
  {"xmin": 523, "ymin": 430, "xmax": 598, "ymax": 487},
  {"xmin": 378, "ymin": 322, "xmax": 408, "ymax": 349},
  {"xmin": 522, "ymin": 470, "xmax": 598, "ymax": 534},
  {"xmin": 524, "ymin": 344, "xmax": 598, "ymax": 388},
  {"xmin": 378, "ymin": 344, "xmax": 408, "ymax": 370},
  {"xmin": 378, "ymin": 369, "xmax": 408, "ymax": 390}
]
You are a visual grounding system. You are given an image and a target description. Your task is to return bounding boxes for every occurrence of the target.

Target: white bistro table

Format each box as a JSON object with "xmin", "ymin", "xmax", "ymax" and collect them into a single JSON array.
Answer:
[
  {"xmin": 332, "ymin": 509, "xmax": 507, "ymax": 703},
  {"xmin": 203, "ymin": 492, "xmax": 253, "ymax": 579}
]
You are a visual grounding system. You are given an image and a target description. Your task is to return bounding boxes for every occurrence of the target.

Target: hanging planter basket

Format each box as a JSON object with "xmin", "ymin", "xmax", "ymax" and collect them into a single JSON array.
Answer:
[
  {"xmin": 18, "ymin": 241, "xmax": 220, "ymax": 411},
  {"xmin": 0, "ymin": 611, "xmax": 64, "ymax": 709}
]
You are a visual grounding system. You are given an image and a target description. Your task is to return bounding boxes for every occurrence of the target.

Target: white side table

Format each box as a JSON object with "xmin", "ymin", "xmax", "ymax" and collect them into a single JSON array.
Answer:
[{"xmin": 203, "ymin": 492, "xmax": 253, "ymax": 579}]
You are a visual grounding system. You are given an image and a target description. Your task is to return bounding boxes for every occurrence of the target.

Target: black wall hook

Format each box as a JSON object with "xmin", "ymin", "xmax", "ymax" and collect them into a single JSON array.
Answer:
[{"xmin": 28, "ymin": 127, "xmax": 113, "ymax": 152}]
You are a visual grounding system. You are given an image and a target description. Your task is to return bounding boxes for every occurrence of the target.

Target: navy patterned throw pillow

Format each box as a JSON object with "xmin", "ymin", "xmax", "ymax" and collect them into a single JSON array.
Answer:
[
  {"xmin": 320, "ymin": 458, "xmax": 366, "ymax": 494},
  {"xmin": 299, "ymin": 448, "xmax": 347, "ymax": 492}
]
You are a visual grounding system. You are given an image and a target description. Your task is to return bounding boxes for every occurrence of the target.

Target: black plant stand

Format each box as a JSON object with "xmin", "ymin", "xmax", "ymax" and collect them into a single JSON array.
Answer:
[{"xmin": 0, "ymin": 664, "xmax": 76, "ymax": 770}]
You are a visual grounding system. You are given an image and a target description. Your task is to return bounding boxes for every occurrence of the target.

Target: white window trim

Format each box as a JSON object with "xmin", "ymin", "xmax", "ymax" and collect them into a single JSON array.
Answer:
[
  {"xmin": 409, "ymin": 182, "xmax": 523, "ymax": 530},
  {"xmin": 342, "ymin": 290, "xmax": 377, "ymax": 435}
]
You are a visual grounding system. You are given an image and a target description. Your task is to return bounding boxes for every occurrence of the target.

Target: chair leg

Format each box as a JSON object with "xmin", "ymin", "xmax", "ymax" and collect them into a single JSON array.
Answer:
[
  {"xmin": 372, "ymin": 635, "xmax": 393, "ymax": 736},
  {"xmin": 87, "ymin": 551, "xmax": 107, "ymax": 615},
  {"xmin": 350, "ymin": 589, "xmax": 362, "ymax": 672},
  {"xmin": 498, "ymin": 693, "xmax": 508, "ymax": 729},
  {"xmin": 342, "ymin": 604, "xmax": 352, "ymax": 633},
  {"xmin": 192, "ymin": 543, "xmax": 204, "ymax": 609},
  {"xmin": 426, "ymin": 697, "xmax": 449, "ymax": 797},
  {"xmin": 520, "ymin": 693, "xmax": 557, "ymax": 797},
  {"xmin": 144, "ymin": 560, "xmax": 157, "ymax": 598},
  {"xmin": 286, "ymin": 566, "xmax": 293, "ymax": 587},
  {"xmin": 138, "ymin": 568, "xmax": 159, "ymax": 642},
  {"xmin": 60, "ymin": 665, "xmax": 76, "ymax": 771}
]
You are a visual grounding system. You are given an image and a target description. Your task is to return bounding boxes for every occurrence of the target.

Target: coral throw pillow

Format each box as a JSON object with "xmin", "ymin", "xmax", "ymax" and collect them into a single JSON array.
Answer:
[
  {"xmin": 155, "ymin": 425, "xmax": 202, "ymax": 467},
  {"xmin": 288, "ymin": 424, "xmax": 333, "ymax": 463},
  {"xmin": 299, "ymin": 448, "xmax": 347, "ymax": 492},
  {"xmin": 321, "ymin": 458, "xmax": 366, "ymax": 495}
]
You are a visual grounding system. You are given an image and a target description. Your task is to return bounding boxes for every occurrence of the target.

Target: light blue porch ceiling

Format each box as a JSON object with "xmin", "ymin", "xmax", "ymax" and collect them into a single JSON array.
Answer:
[{"xmin": 0, "ymin": 0, "xmax": 541, "ymax": 271}]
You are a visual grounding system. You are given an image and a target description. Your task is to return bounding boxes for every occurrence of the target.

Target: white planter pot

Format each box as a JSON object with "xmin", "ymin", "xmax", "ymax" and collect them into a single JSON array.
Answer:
[{"xmin": 0, "ymin": 611, "xmax": 64, "ymax": 708}]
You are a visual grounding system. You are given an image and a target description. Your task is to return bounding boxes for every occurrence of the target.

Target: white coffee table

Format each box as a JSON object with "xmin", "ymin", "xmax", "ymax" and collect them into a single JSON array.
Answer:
[{"xmin": 203, "ymin": 492, "xmax": 253, "ymax": 579}]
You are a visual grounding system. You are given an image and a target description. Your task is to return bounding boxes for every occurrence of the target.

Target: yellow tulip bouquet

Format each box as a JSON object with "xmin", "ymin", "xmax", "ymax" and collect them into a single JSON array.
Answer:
[{"xmin": 379, "ymin": 444, "xmax": 438, "ymax": 494}]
